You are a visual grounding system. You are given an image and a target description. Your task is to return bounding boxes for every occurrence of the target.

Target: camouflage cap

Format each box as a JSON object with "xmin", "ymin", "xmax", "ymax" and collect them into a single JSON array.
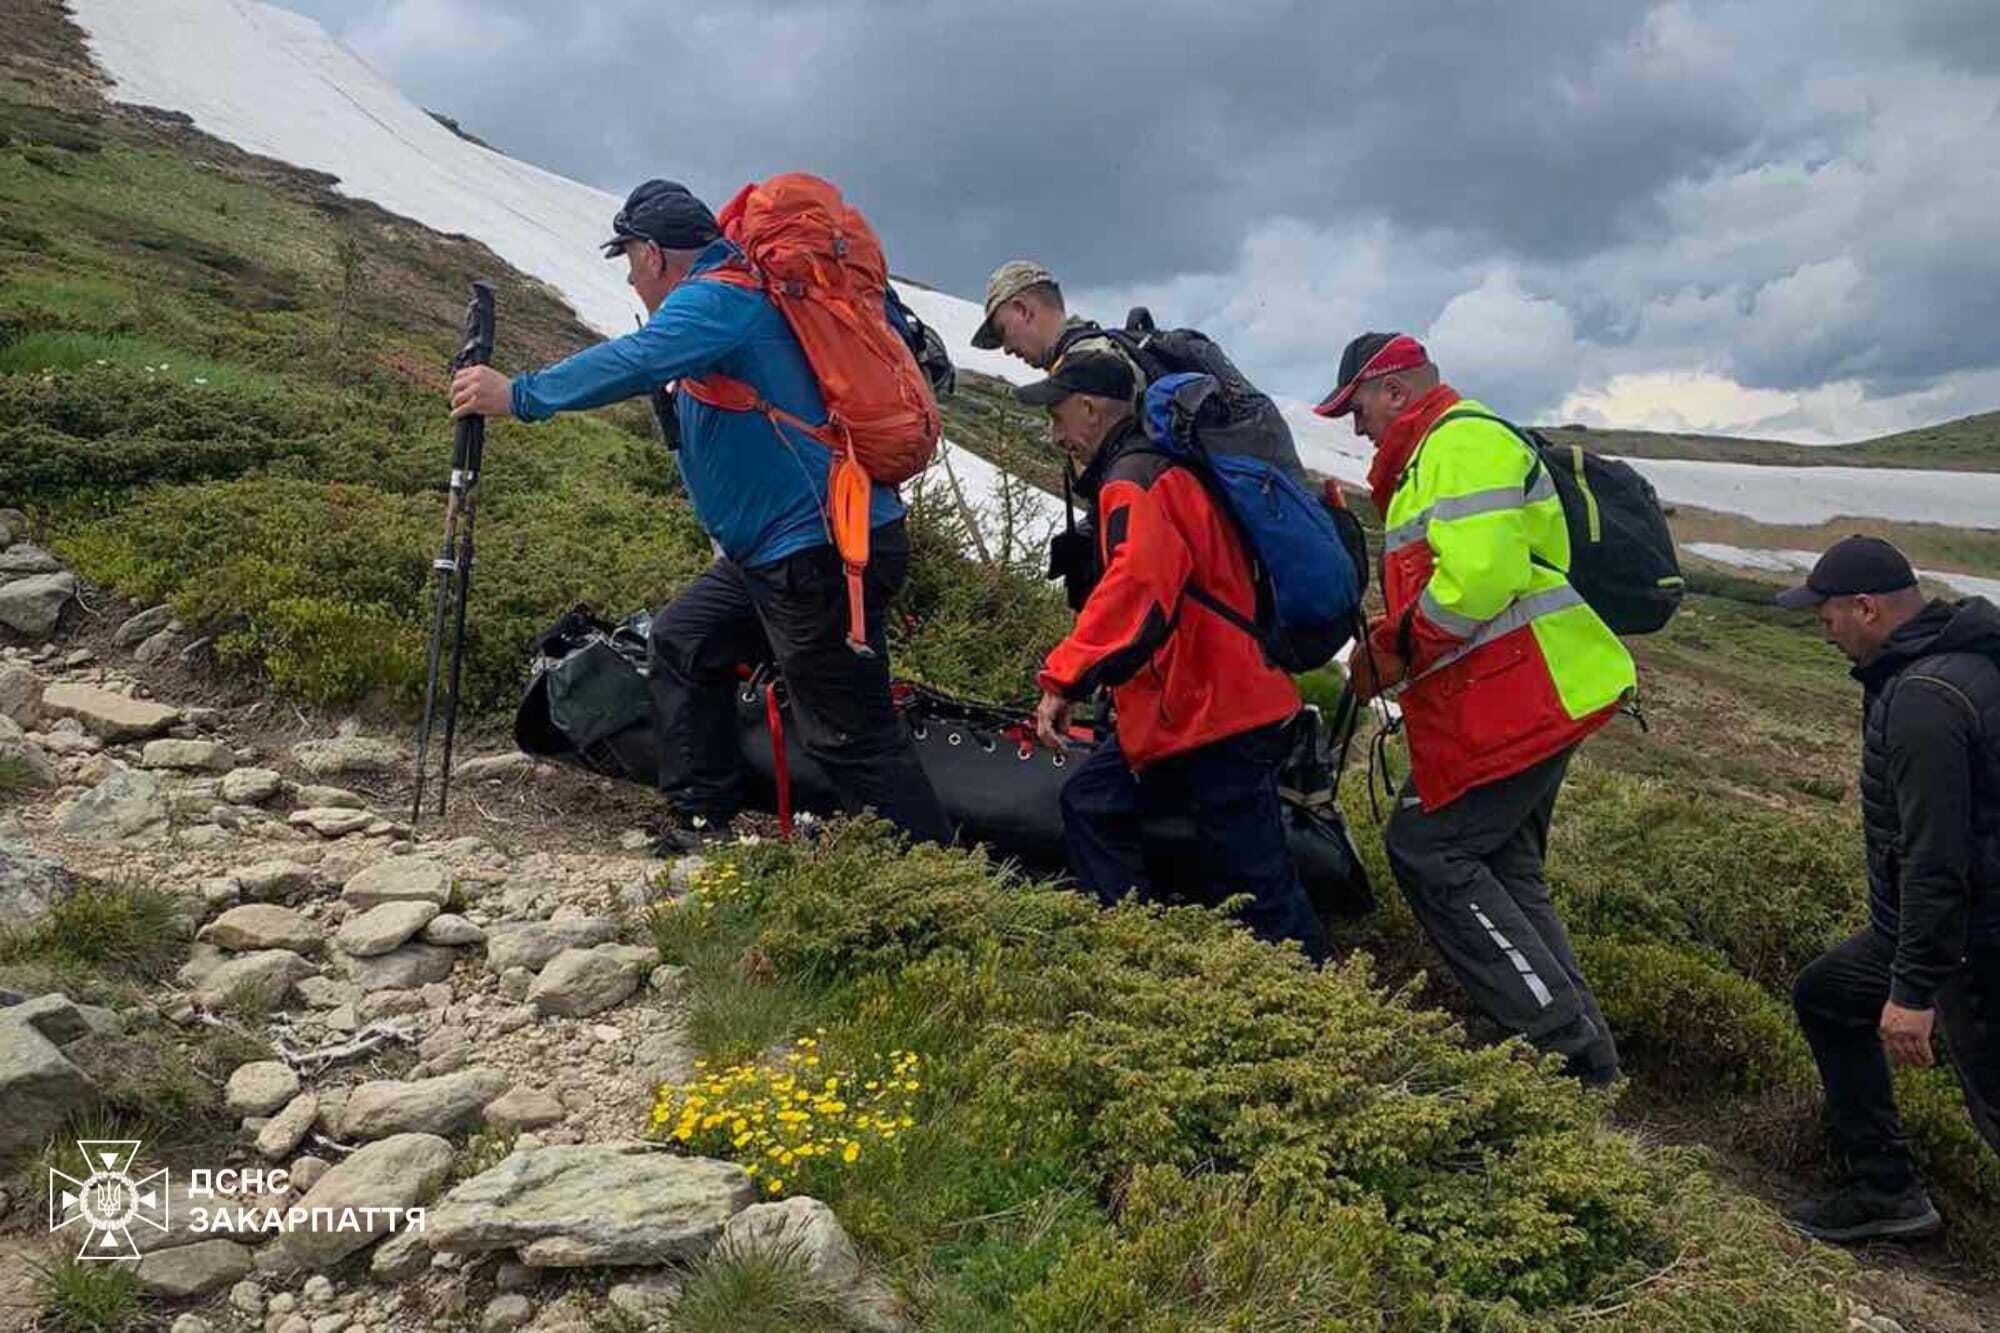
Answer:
[{"xmin": 970, "ymin": 259, "xmax": 1059, "ymax": 349}]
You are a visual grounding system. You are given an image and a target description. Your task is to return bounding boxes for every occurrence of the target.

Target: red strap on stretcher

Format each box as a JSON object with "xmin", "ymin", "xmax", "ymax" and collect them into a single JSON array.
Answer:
[{"xmin": 763, "ymin": 680, "xmax": 793, "ymax": 839}]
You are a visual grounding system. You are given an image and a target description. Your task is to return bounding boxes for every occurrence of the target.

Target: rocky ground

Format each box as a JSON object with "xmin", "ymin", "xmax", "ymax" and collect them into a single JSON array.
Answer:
[{"xmin": 0, "ymin": 516, "xmax": 904, "ymax": 1332}]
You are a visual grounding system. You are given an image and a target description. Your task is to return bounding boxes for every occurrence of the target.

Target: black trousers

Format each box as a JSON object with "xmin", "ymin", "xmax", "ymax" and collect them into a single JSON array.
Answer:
[
  {"xmin": 1385, "ymin": 746, "xmax": 1618, "ymax": 1077},
  {"xmin": 1793, "ymin": 928, "xmax": 2000, "ymax": 1190},
  {"xmin": 645, "ymin": 518, "xmax": 951, "ymax": 845},
  {"xmin": 1059, "ymin": 721, "xmax": 1329, "ymax": 964}
]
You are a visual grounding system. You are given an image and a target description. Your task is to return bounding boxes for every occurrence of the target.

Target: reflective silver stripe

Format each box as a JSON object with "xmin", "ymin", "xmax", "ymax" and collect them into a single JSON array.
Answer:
[
  {"xmin": 1432, "ymin": 484, "xmax": 1529, "ymax": 524},
  {"xmin": 1385, "ymin": 513, "xmax": 1429, "ymax": 553},
  {"xmin": 1472, "ymin": 902, "xmax": 1555, "ymax": 1009},
  {"xmin": 1419, "ymin": 587, "xmax": 1486, "ymax": 638},
  {"xmin": 1384, "ymin": 472, "xmax": 1556, "ymax": 555},
  {"xmin": 1400, "ymin": 583, "xmax": 1587, "ymax": 688}
]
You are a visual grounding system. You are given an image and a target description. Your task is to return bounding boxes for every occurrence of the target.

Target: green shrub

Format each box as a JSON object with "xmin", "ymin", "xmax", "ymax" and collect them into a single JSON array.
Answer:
[
  {"xmin": 1548, "ymin": 766, "xmax": 1865, "ymax": 991},
  {"xmin": 1575, "ymin": 937, "xmax": 1812, "ymax": 1094},
  {"xmin": 0, "ymin": 882, "xmax": 183, "ymax": 981},
  {"xmin": 1013, "ymin": 1165, "xmax": 1407, "ymax": 1332},
  {"xmin": 647, "ymin": 822, "xmax": 1858, "ymax": 1327},
  {"xmin": 27, "ymin": 1251, "xmax": 141, "ymax": 1333}
]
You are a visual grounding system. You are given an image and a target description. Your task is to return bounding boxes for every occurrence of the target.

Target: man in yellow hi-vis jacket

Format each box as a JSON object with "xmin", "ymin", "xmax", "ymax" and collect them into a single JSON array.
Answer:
[{"xmin": 1317, "ymin": 332, "xmax": 1635, "ymax": 1084}]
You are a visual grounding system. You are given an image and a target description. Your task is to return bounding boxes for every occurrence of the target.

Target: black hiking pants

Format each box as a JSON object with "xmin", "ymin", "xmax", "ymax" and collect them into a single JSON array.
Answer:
[
  {"xmin": 644, "ymin": 518, "xmax": 951, "ymax": 846},
  {"xmin": 1793, "ymin": 929, "xmax": 2000, "ymax": 1191},
  {"xmin": 1059, "ymin": 720, "xmax": 1329, "ymax": 964},
  {"xmin": 1384, "ymin": 746, "xmax": 1618, "ymax": 1079}
]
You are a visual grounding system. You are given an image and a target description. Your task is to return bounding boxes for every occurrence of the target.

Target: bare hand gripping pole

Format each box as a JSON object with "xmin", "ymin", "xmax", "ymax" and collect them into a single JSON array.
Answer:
[{"xmin": 414, "ymin": 280, "xmax": 495, "ymax": 823}]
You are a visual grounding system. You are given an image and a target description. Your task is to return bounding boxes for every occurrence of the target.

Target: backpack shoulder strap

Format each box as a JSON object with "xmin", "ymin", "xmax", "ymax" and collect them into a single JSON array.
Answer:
[
  {"xmin": 1427, "ymin": 406, "xmax": 1547, "ymax": 493},
  {"xmin": 1113, "ymin": 445, "xmax": 1268, "ymax": 643}
]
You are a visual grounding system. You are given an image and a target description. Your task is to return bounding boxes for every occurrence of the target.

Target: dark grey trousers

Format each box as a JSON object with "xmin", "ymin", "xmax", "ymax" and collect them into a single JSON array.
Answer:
[{"xmin": 1385, "ymin": 746, "xmax": 1618, "ymax": 1078}]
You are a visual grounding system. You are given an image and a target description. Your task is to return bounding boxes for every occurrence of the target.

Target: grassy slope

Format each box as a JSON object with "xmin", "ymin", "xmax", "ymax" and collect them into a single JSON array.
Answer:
[
  {"xmin": 1540, "ymin": 411, "xmax": 2000, "ymax": 473},
  {"xmin": 4, "ymin": 1, "xmax": 1996, "ymax": 1323}
]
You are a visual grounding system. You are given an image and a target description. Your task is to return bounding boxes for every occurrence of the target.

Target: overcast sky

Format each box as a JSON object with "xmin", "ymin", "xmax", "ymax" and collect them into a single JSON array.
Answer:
[{"xmin": 271, "ymin": 0, "xmax": 2000, "ymax": 443}]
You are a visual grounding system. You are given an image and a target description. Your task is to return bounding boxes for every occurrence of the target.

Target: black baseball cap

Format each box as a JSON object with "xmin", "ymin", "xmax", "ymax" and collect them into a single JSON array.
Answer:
[
  {"xmin": 1014, "ymin": 352, "xmax": 1136, "ymax": 407},
  {"xmin": 1775, "ymin": 535, "xmax": 1918, "ymax": 609},
  {"xmin": 601, "ymin": 179, "xmax": 720, "ymax": 258}
]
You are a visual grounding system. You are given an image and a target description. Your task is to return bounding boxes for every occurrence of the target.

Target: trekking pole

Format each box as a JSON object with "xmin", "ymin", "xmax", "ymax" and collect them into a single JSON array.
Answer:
[{"xmin": 413, "ymin": 280, "xmax": 496, "ymax": 823}]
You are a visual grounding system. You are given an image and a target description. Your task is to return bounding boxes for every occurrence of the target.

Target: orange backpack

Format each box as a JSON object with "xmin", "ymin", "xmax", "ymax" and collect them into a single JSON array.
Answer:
[{"xmin": 680, "ymin": 174, "xmax": 941, "ymax": 654}]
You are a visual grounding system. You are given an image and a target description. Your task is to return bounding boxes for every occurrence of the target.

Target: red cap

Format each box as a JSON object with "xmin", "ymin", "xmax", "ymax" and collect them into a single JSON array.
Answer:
[{"xmin": 1314, "ymin": 332, "xmax": 1429, "ymax": 417}]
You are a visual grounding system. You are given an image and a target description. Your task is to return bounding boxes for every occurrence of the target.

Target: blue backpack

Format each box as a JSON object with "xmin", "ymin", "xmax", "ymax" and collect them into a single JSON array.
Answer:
[{"xmin": 1141, "ymin": 373, "xmax": 1361, "ymax": 673}]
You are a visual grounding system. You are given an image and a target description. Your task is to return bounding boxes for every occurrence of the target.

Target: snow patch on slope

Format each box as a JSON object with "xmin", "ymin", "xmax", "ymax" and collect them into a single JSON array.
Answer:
[
  {"xmin": 68, "ymin": 0, "xmax": 2000, "ymax": 539},
  {"xmin": 1685, "ymin": 543, "xmax": 2000, "ymax": 602}
]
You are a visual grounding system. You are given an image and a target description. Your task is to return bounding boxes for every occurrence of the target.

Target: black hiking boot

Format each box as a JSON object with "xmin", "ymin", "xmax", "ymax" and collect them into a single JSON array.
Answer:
[
  {"xmin": 647, "ymin": 810, "xmax": 732, "ymax": 858},
  {"xmin": 1787, "ymin": 1181, "xmax": 1942, "ymax": 1243}
]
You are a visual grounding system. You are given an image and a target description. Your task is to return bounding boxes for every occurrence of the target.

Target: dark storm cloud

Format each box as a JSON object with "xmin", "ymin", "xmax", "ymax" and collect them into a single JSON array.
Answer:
[{"xmin": 275, "ymin": 0, "xmax": 2000, "ymax": 438}]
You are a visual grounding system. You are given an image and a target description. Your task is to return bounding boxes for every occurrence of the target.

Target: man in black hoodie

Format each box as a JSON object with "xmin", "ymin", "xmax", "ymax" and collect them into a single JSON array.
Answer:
[{"xmin": 1778, "ymin": 536, "xmax": 2000, "ymax": 1242}]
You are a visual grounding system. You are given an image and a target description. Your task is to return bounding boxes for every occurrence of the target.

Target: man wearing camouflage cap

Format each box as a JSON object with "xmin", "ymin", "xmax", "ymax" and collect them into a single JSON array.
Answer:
[{"xmin": 971, "ymin": 259, "xmax": 1145, "ymax": 397}]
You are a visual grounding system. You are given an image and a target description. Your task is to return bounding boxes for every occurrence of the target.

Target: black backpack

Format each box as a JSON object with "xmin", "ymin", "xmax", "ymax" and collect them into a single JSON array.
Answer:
[
  {"xmin": 1051, "ymin": 310, "xmax": 1305, "ymax": 484},
  {"xmin": 1437, "ymin": 409, "xmax": 1683, "ymax": 636},
  {"xmin": 887, "ymin": 286, "xmax": 957, "ymax": 400}
]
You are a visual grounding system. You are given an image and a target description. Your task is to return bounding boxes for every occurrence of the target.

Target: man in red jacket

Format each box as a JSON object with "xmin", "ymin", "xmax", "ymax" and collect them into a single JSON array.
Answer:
[{"xmin": 1025, "ymin": 353, "xmax": 1327, "ymax": 962}]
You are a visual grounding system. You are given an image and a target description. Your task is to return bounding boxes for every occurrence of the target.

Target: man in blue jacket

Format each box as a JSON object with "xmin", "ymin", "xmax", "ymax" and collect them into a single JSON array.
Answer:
[{"xmin": 450, "ymin": 179, "xmax": 950, "ymax": 849}]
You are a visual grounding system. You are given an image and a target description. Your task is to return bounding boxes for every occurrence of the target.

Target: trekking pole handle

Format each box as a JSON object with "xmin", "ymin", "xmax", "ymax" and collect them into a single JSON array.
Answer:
[{"xmin": 451, "ymin": 281, "xmax": 497, "ymax": 476}]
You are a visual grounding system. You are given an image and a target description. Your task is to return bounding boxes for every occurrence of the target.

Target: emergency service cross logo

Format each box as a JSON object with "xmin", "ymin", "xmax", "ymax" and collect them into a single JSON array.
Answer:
[{"xmin": 48, "ymin": 1140, "xmax": 170, "ymax": 1259}]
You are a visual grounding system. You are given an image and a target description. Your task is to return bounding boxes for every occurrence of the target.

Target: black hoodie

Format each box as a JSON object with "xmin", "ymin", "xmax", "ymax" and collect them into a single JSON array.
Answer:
[{"xmin": 1852, "ymin": 596, "xmax": 2000, "ymax": 1007}]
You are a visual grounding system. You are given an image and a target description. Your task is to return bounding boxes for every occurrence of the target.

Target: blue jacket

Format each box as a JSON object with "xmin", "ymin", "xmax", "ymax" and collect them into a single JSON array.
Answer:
[{"xmin": 510, "ymin": 239, "xmax": 905, "ymax": 569}]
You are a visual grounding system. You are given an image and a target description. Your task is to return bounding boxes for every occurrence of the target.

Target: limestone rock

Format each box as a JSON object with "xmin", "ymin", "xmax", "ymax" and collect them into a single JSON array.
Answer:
[
  {"xmin": 0, "ymin": 663, "xmax": 41, "ymax": 726},
  {"xmin": 0, "ymin": 572, "xmax": 75, "ymax": 637},
  {"xmin": 425, "ymin": 1142, "xmax": 755, "ymax": 1267},
  {"xmin": 135, "ymin": 1238, "xmax": 254, "ymax": 1298},
  {"xmin": 720, "ymin": 1196, "xmax": 861, "ymax": 1288},
  {"xmin": 0, "ymin": 834, "xmax": 69, "ymax": 932},
  {"xmin": 39, "ymin": 681, "xmax": 179, "ymax": 741},
  {"xmin": 292, "ymin": 736, "xmax": 406, "ymax": 779},
  {"xmin": 368, "ymin": 1224, "xmax": 430, "ymax": 1282},
  {"xmin": 12, "ymin": 992, "xmax": 90, "ymax": 1045},
  {"xmin": 0, "ymin": 739, "xmax": 57, "ymax": 789},
  {"xmin": 290, "ymin": 807, "xmax": 372, "ymax": 838},
  {"xmin": 342, "ymin": 857, "xmax": 450, "ymax": 910},
  {"xmin": 141, "ymin": 738, "xmax": 235, "ymax": 772},
  {"xmin": 233, "ymin": 860, "xmax": 315, "ymax": 902},
  {"xmin": 257, "ymin": 1091, "xmax": 320, "ymax": 1160},
  {"xmin": 421, "ymin": 913, "xmax": 485, "ymax": 946},
  {"xmin": 483, "ymin": 918, "xmax": 616, "ymax": 974},
  {"xmin": 336, "ymin": 901, "xmax": 439, "ymax": 958},
  {"xmin": 483, "ymin": 1294, "xmax": 533, "ymax": 1332},
  {"xmin": 606, "ymin": 1271, "xmax": 683, "ymax": 1322},
  {"xmin": 0, "ymin": 543, "xmax": 61, "ymax": 575},
  {"xmin": 220, "ymin": 767, "xmax": 283, "ymax": 805},
  {"xmin": 343, "ymin": 942, "xmax": 456, "ymax": 993},
  {"xmin": 456, "ymin": 753, "xmax": 533, "ymax": 782},
  {"xmin": 134, "ymin": 626, "xmax": 183, "ymax": 665},
  {"xmin": 226, "ymin": 1060, "xmax": 302, "ymax": 1117},
  {"xmin": 56, "ymin": 767, "xmax": 170, "ymax": 845},
  {"xmin": 276, "ymin": 1132, "xmax": 453, "ymax": 1270},
  {"xmin": 482, "ymin": 1087, "xmax": 564, "ymax": 1133},
  {"xmin": 295, "ymin": 784, "xmax": 366, "ymax": 809},
  {"xmin": 526, "ymin": 944, "xmax": 655, "ymax": 1019},
  {"xmin": 194, "ymin": 949, "xmax": 316, "ymax": 1010},
  {"xmin": 339, "ymin": 1067, "xmax": 509, "ymax": 1139},
  {"xmin": 0, "ymin": 1020, "xmax": 95, "ymax": 1157},
  {"xmin": 114, "ymin": 604, "xmax": 177, "ymax": 647},
  {"xmin": 202, "ymin": 904, "xmax": 323, "ymax": 954}
]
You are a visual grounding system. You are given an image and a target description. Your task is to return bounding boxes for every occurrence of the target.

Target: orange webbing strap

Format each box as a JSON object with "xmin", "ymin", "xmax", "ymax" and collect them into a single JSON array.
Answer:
[
  {"xmin": 827, "ymin": 443, "xmax": 874, "ymax": 656},
  {"xmin": 681, "ymin": 380, "xmax": 875, "ymax": 657}
]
